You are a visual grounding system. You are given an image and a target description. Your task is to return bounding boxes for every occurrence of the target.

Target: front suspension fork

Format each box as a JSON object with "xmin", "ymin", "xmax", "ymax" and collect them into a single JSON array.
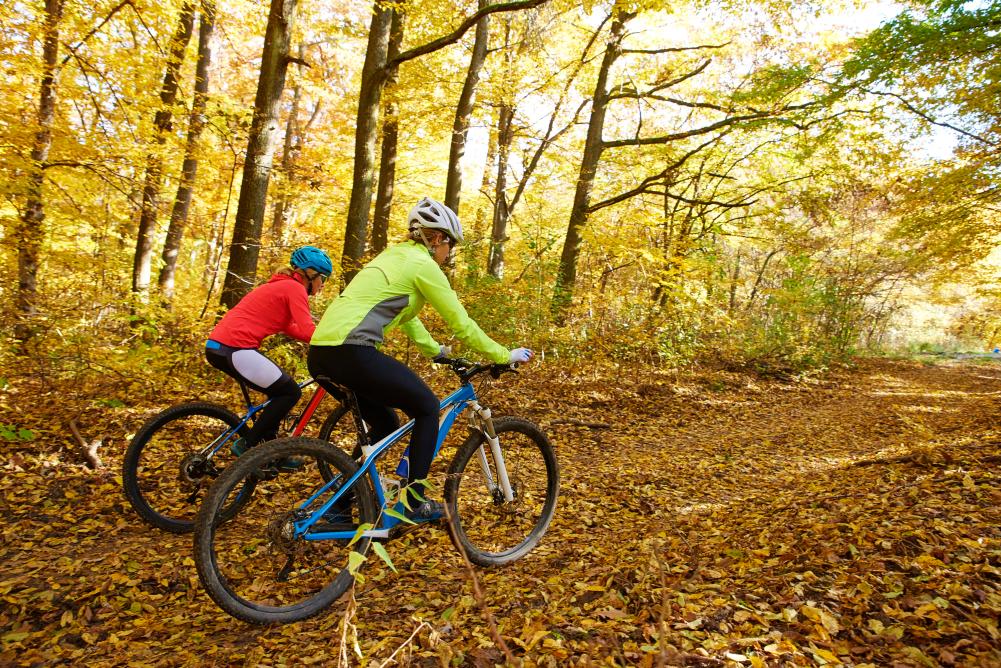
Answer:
[{"xmin": 469, "ymin": 403, "xmax": 514, "ymax": 502}]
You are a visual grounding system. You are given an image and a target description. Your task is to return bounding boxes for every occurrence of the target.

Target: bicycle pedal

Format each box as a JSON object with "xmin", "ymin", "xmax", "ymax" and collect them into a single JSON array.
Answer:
[{"xmin": 252, "ymin": 464, "xmax": 281, "ymax": 481}]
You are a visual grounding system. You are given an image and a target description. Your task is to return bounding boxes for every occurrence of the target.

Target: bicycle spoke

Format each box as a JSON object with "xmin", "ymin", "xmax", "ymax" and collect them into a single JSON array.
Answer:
[
  {"xmin": 446, "ymin": 417, "xmax": 559, "ymax": 566},
  {"xmin": 195, "ymin": 438, "xmax": 377, "ymax": 624},
  {"xmin": 123, "ymin": 403, "xmax": 248, "ymax": 533}
]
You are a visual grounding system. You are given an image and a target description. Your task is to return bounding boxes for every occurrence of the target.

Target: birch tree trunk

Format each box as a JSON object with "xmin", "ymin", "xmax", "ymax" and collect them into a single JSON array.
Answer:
[{"xmin": 14, "ymin": 0, "xmax": 64, "ymax": 342}]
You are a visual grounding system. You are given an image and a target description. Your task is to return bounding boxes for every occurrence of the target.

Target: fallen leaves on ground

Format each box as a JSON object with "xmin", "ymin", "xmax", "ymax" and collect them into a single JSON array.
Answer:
[{"xmin": 1, "ymin": 358, "xmax": 999, "ymax": 666}]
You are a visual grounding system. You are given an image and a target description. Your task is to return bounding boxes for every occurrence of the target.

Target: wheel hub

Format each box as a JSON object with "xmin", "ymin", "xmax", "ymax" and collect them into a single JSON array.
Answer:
[
  {"xmin": 178, "ymin": 453, "xmax": 210, "ymax": 490},
  {"xmin": 267, "ymin": 510, "xmax": 308, "ymax": 556}
]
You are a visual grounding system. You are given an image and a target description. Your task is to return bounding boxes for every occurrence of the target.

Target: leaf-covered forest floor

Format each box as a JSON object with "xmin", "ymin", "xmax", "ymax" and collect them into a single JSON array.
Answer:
[{"xmin": 2, "ymin": 357, "xmax": 1000, "ymax": 666}]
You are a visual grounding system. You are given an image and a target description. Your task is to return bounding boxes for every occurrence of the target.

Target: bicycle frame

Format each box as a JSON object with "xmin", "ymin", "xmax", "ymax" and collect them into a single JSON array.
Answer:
[
  {"xmin": 199, "ymin": 379, "xmax": 327, "ymax": 458},
  {"xmin": 293, "ymin": 377, "xmax": 512, "ymax": 541}
]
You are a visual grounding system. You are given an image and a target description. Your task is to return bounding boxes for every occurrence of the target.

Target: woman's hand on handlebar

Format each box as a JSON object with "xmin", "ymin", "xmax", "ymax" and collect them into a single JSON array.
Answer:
[{"xmin": 509, "ymin": 347, "xmax": 534, "ymax": 364}]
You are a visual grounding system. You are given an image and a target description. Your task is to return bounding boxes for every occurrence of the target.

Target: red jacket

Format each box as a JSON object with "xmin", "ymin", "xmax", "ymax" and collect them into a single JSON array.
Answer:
[{"xmin": 209, "ymin": 273, "xmax": 315, "ymax": 348}]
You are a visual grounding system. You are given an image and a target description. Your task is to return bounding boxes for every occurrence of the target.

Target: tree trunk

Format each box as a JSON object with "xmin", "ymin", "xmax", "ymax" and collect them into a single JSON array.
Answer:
[
  {"xmin": 270, "ymin": 46, "xmax": 323, "ymax": 256},
  {"xmin": 459, "ymin": 106, "xmax": 497, "ymax": 280},
  {"xmin": 552, "ymin": 9, "xmax": 631, "ymax": 319},
  {"xmin": 728, "ymin": 251, "xmax": 741, "ymax": 312},
  {"xmin": 132, "ymin": 2, "xmax": 195, "ymax": 298},
  {"xmin": 269, "ymin": 43, "xmax": 305, "ymax": 250},
  {"xmin": 158, "ymin": 0, "xmax": 215, "ymax": 301},
  {"xmin": 14, "ymin": 0, "xmax": 64, "ymax": 343},
  {"xmin": 219, "ymin": 0, "xmax": 299, "ymax": 309},
  {"xmin": 340, "ymin": 2, "xmax": 393, "ymax": 281},
  {"xmin": 444, "ymin": 0, "xmax": 490, "ymax": 214},
  {"xmin": 371, "ymin": 6, "xmax": 404, "ymax": 255},
  {"xmin": 487, "ymin": 103, "xmax": 513, "ymax": 279},
  {"xmin": 472, "ymin": 107, "xmax": 497, "ymax": 243},
  {"xmin": 341, "ymin": 0, "xmax": 545, "ymax": 281}
]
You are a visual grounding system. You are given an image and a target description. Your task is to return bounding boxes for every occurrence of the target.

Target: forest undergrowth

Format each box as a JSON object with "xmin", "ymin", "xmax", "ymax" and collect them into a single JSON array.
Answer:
[{"xmin": 1, "ymin": 357, "xmax": 1000, "ymax": 666}]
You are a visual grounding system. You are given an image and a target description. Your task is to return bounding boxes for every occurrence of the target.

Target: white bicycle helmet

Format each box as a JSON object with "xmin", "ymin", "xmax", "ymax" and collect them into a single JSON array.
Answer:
[{"xmin": 407, "ymin": 197, "xmax": 463, "ymax": 244}]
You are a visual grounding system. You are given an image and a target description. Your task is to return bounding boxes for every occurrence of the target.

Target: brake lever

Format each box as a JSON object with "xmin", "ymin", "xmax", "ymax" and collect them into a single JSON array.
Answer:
[
  {"xmin": 490, "ymin": 363, "xmax": 518, "ymax": 379},
  {"xmin": 451, "ymin": 357, "xmax": 476, "ymax": 370}
]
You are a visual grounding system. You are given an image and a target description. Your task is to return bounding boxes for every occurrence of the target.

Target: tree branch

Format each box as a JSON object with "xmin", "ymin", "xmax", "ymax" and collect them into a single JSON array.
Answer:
[
  {"xmin": 620, "ymin": 41, "xmax": 728, "ymax": 55},
  {"xmin": 60, "ymin": 0, "xmax": 134, "ymax": 67},
  {"xmin": 608, "ymin": 59, "xmax": 712, "ymax": 101},
  {"xmin": 862, "ymin": 86, "xmax": 996, "ymax": 146},
  {"xmin": 588, "ymin": 132, "xmax": 730, "ymax": 212},
  {"xmin": 69, "ymin": 420, "xmax": 104, "ymax": 469},
  {"xmin": 602, "ymin": 104, "xmax": 817, "ymax": 149},
  {"xmin": 390, "ymin": 0, "xmax": 548, "ymax": 67}
]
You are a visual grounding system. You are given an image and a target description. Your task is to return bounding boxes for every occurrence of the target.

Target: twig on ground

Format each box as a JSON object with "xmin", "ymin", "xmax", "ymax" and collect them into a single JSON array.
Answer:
[
  {"xmin": 377, "ymin": 620, "xmax": 431, "ymax": 667},
  {"xmin": 443, "ymin": 504, "xmax": 519, "ymax": 665},
  {"xmin": 338, "ymin": 588, "xmax": 359, "ymax": 668},
  {"xmin": 548, "ymin": 419, "xmax": 611, "ymax": 429},
  {"xmin": 69, "ymin": 420, "xmax": 103, "ymax": 469}
]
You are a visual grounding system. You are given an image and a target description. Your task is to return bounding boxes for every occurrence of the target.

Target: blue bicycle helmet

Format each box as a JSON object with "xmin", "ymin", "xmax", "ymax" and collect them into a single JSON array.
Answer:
[{"xmin": 290, "ymin": 246, "xmax": 333, "ymax": 277}]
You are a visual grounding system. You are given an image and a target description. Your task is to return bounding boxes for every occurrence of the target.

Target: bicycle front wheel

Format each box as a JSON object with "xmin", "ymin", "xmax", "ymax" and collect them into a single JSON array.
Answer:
[
  {"xmin": 122, "ymin": 402, "xmax": 250, "ymax": 533},
  {"xmin": 193, "ymin": 437, "xmax": 377, "ymax": 624},
  {"xmin": 445, "ymin": 417, "xmax": 559, "ymax": 566}
]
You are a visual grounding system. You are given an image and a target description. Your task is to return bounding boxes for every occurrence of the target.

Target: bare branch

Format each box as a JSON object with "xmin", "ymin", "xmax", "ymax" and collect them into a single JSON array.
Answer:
[
  {"xmin": 620, "ymin": 41, "xmax": 729, "ymax": 55},
  {"xmin": 645, "ymin": 95, "xmax": 731, "ymax": 112},
  {"xmin": 608, "ymin": 59, "xmax": 712, "ymax": 101},
  {"xmin": 390, "ymin": 0, "xmax": 548, "ymax": 67},
  {"xmin": 60, "ymin": 0, "xmax": 134, "ymax": 67},
  {"xmin": 862, "ymin": 86, "xmax": 995, "ymax": 146},
  {"xmin": 443, "ymin": 504, "xmax": 518, "ymax": 665},
  {"xmin": 588, "ymin": 132, "xmax": 730, "ymax": 212},
  {"xmin": 69, "ymin": 420, "xmax": 104, "ymax": 469},
  {"xmin": 601, "ymin": 103, "xmax": 819, "ymax": 149}
]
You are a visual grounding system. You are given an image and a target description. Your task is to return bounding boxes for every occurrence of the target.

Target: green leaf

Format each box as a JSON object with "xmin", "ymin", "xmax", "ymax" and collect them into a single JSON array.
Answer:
[
  {"xmin": 441, "ymin": 606, "xmax": 455, "ymax": 621},
  {"xmin": 347, "ymin": 551, "xmax": 366, "ymax": 575},
  {"xmin": 347, "ymin": 523, "xmax": 373, "ymax": 548},
  {"xmin": 385, "ymin": 507, "xmax": 415, "ymax": 525},
  {"xmin": 371, "ymin": 542, "xmax": 396, "ymax": 572},
  {"xmin": 97, "ymin": 398, "xmax": 125, "ymax": 408},
  {"xmin": 17, "ymin": 429, "xmax": 35, "ymax": 441}
]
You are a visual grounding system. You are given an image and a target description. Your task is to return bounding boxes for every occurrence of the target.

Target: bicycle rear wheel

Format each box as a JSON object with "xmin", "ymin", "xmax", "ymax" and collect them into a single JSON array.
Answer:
[
  {"xmin": 193, "ymin": 438, "xmax": 377, "ymax": 624},
  {"xmin": 122, "ymin": 402, "xmax": 251, "ymax": 533},
  {"xmin": 444, "ymin": 417, "xmax": 559, "ymax": 566},
  {"xmin": 318, "ymin": 402, "xmax": 365, "ymax": 457}
]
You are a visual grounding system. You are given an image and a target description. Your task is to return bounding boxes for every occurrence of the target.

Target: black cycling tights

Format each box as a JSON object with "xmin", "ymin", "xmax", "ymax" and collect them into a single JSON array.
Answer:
[{"xmin": 307, "ymin": 344, "xmax": 439, "ymax": 485}]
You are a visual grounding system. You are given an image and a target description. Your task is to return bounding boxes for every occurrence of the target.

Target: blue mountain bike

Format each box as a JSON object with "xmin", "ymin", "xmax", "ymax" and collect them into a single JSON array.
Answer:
[
  {"xmin": 122, "ymin": 379, "xmax": 351, "ymax": 533},
  {"xmin": 193, "ymin": 357, "xmax": 560, "ymax": 624}
]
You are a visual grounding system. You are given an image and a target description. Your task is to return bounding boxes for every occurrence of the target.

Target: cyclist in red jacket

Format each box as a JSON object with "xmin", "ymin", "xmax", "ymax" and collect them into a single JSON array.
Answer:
[{"xmin": 206, "ymin": 246, "xmax": 332, "ymax": 466}]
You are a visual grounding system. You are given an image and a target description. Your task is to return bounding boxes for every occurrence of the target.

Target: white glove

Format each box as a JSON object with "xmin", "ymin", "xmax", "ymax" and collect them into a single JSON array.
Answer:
[
  {"xmin": 434, "ymin": 345, "xmax": 452, "ymax": 361},
  {"xmin": 509, "ymin": 347, "xmax": 534, "ymax": 364}
]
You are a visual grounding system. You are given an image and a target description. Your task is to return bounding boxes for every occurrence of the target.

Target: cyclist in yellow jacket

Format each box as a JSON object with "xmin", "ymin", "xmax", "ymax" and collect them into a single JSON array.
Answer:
[{"xmin": 308, "ymin": 197, "xmax": 533, "ymax": 521}]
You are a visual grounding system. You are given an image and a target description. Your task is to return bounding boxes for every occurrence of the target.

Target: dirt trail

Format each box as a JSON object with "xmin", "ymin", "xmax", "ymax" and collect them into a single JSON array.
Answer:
[{"xmin": 2, "ymin": 358, "xmax": 999, "ymax": 665}]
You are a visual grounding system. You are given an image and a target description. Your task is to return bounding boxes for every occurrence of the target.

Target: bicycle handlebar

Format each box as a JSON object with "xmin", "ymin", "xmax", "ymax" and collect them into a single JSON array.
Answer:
[{"xmin": 433, "ymin": 356, "xmax": 518, "ymax": 383}]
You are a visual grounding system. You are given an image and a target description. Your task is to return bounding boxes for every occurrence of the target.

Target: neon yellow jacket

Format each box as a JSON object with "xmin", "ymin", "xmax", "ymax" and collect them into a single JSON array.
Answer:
[{"xmin": 311, "ymin": 241, "xmax": 510, "ymax": 364}]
